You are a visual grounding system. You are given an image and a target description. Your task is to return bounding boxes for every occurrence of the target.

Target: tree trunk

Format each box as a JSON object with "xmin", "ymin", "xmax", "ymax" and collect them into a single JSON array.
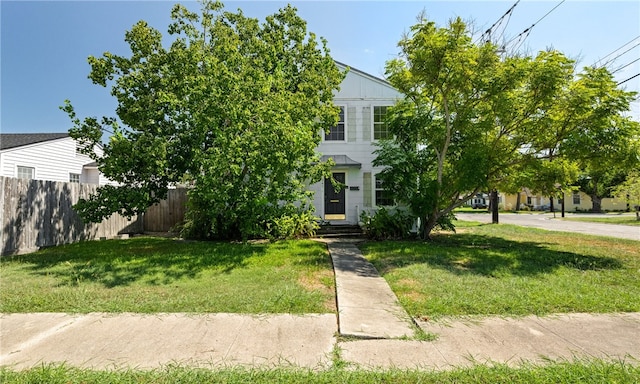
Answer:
[
  {"xmin": 420, "ymin": 212, "xmax": 444, "ymax": 240},
  {"xmin": 549, "ymin": 196, "xmax": 555, "ymax": 213},
  {"xmin": 590, "ymin": 195, "xmax": 603, "ymax": 213},
  {"xmin": 515, "ymin": 192, "xmax": 521, "ymax": 211}
]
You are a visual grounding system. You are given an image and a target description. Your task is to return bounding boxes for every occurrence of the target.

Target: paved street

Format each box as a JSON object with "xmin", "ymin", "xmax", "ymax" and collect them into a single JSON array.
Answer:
[{"xmin": 456, "ymin": 212, "xmax": 640, "ymax": 241}]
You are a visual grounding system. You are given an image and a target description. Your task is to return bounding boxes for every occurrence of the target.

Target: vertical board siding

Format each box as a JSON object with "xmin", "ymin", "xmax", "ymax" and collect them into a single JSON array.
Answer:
[{"xmin": 0, "ymin": 176, "xmax": 142, "ymax": 255}]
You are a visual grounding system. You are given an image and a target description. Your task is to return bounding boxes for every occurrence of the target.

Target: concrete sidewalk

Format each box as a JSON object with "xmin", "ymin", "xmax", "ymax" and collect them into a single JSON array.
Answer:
[
  {"xmin": 0, "ymin": 313, "xmax": 336, "ymax": 370},
  {"xmin": 342, "ymin": 313, "xmax": 640, "ymax": 369},
  {"xmin": 3, "ymin": 312, "xmax": 638, "ymax": 371}
]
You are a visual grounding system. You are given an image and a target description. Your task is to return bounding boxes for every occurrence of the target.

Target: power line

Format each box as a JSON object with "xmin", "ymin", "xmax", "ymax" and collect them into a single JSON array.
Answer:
[
  {"xmin": 598, "ymin": 41, "xmax": 640, "ymax": 68},
  {"xmin": 502, "ymin": 0, "xmax": 565, "ymax": 53},
  {"xmin": 593, "ymin": 35, "xmax": 640, "ymax": 67},
  {"xmin": 476, "ymin": 0, "xmax": 520, "ymax": 44},
  {"xmin": 618, "ymin": 73, "xmax": 640, "ymax": 86},
  {"xmin": 611, "ymin": 57, "xmax": 640, "ymax": 75}
]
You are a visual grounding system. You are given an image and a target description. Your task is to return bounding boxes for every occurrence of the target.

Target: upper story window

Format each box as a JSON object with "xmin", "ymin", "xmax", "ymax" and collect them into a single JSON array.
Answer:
[
  {"xmin": 69, "ymin": 173, "xmax": 81, "ymax": 183},
  {"xmin": 17, "ymin": 166, "xmax": 34, "ymax": 179},
  {"xmin": 325, "ymin": 106, "xmax": 345, "ymax": 141},
  {"xmin": 375, "ymin": 174, "xmax": 394, "ymax": 206},
  {"xmin": 373, "ymin": 106, "xmax": 391, "ymax": 140}
]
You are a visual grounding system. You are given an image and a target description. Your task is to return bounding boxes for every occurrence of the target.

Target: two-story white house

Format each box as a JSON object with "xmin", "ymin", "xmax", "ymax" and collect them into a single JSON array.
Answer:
[
  {"xmin": 309, "ymin": 62, "xmax": 401, "ymax": 225},
  {"xmin": 0, "ymin": 133, "xmax": 108, "ymax": 184}
]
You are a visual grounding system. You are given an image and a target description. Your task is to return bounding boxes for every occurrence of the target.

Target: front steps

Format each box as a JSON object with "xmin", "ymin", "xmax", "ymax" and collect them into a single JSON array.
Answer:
[{"xmin": 316, "ymin": 224, "xmax": 363, "ymax": 238}]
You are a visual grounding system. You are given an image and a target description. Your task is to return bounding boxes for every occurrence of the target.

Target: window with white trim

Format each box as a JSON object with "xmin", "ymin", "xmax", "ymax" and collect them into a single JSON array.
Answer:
[
  {"xmin": 373, "ymin": 106, "xmax": 391, "ymax": 140},
  {"xmin": 17, "ymin": 166, "xmax": 34, "ymax": 179},
  {"xmin": 69, "ymin": 173, "xmax": 81, "ymax": 183},
  {"xmin": 325, "ymin": 106, "xmax": 345, "ymax": 141},
  {"xmin": 375, "ymin": 174, "xmax": 394, "ymax": 206}
]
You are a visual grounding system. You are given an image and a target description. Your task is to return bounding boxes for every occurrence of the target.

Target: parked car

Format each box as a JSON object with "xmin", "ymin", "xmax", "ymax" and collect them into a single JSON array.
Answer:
[{"xmin": 535, "ymin": 204, "xmax": 550, "ymax": 211}]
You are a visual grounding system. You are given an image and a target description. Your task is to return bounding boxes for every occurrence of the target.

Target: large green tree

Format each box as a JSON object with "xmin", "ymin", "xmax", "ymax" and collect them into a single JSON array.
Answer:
[
  {"xmin": 375, "ymin": 17, "xmax": 575, "ymax": 239},
  {"xmin": 537, "ymin": 66, "xmax": 640, "ymax": 212},
  {"xmin": 63, "ymin": 1, "xmax": 344, "ymax": 240}
]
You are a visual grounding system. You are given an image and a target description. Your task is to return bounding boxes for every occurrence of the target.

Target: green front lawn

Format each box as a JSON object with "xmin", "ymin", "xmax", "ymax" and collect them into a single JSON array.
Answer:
[
  {"xmin": 0, "ymin": 237, "xmax": 335, "ymax": 314},
  {"xmin": 360, "ymin": 223, "xmax": 640, "ymax": 319}
]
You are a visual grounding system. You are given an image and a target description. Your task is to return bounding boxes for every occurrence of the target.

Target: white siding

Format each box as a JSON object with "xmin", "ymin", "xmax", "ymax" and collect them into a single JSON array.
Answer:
[
  {"xmin": 311, "ymin": 66, "xmax": 402, "ymax": 224},
  {"xmin": 0, "ymin": 137, "xmax": 105, "ymax": 184},
  {"xmin": 334, "ymin": 65, "xmax": 400, "ymax": 100}
]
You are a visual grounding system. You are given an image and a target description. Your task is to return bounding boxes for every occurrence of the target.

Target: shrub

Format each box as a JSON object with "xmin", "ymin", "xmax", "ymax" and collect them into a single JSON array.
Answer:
[
  {"xmin": 181, "ymin": 195, "xmax": 318, "ymax": 241},
  {"xmin": 360, "ymin": 207, "xmax": 416, "ymax": 240},
  {"xmin": 267, "ymin": 211, "xmax": 319, "ymax": 240}
]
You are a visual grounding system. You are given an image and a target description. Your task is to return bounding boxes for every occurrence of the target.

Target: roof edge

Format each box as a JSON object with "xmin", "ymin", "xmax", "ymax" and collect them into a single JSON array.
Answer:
[
  {"xmin": 334, "ymin": 60, "xmax": 394, "ymax": 88},
  {"xmin": 0, "ymin": 133, "xmax": 71, "ymax": 151}
]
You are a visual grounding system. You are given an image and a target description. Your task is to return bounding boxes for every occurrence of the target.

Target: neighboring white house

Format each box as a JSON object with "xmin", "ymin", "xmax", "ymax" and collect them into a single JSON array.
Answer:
[
  {"xmin": 0, "ymin": 133, "xmax": 109, "ymax": 184},
  {"xmin": 308, "ymin": 62, "xmax": 401, "ymax": 225}
]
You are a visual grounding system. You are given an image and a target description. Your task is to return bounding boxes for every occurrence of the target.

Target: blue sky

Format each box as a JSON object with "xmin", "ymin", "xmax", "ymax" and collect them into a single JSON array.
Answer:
[{"xmin": 2, "ymin": 0, "xmax": 639, "ymax": 137}]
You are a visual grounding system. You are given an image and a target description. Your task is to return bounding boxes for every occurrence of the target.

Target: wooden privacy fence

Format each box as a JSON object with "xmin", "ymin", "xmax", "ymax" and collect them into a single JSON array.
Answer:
[
  {"xmin": 143, "ymin": 188, "xmax": 188, "ymax": 232},
  {"xmin": 1, "ymin": 176, "xmax": 142, "ymax": 255}
]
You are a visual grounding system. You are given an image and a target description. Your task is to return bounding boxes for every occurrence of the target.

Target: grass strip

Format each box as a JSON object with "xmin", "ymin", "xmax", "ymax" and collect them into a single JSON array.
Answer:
[
  {"xmin": 2, "ymin": 360, "xmax": 638, "ymax": 383},
  {"xmin": 561, "ymin": 215, "xmax": 640, "ymax": 226}
]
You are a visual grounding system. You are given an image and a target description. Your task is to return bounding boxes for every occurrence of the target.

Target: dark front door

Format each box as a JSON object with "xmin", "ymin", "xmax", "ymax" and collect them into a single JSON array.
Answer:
[{"xmin": 324, "ymin": 172, "xmax": 346, "ymax": 220}]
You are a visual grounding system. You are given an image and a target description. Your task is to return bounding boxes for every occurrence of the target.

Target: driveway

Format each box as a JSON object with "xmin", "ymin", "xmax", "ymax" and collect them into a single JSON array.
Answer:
[{"xmin": 456, "ymin": 212, "xmax": 640, "ymax": 241}]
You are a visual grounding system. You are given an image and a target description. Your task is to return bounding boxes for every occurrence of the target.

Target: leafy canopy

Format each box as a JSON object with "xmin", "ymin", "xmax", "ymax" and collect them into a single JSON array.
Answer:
[
  {"xmin": 532, "ymin": 66, "xmax": 640, "ymax": 210},
  {"xmin": 63, "ymin": 1, "xmax": 344, "ymax": 239},
  {"xmin": 375, "ymin": 16, "xmax": 636, "ymax": 238}
]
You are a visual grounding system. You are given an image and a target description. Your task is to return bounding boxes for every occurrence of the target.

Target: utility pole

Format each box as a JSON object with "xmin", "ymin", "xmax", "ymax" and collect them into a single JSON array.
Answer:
[{"xmin": 491, "ymin": 189, "xmax": 499, "ymax": 224}]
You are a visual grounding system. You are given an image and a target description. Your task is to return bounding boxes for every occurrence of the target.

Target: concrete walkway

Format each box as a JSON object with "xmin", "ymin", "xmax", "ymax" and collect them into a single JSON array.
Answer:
[
  {"xmin": 1, "ymin": 239, "xmax": 639, "ymax": 371},
  {"xmin": 457, "ymin": 212, "xmax": 640, "ymax": 241},
  {"xmin": 321, "ymin": 239, "xmax": 414, "ymax": 339}
]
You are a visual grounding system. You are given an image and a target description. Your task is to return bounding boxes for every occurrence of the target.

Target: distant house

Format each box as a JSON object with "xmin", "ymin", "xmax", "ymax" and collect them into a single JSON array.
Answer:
[
  {"xmin": 308, "ymin": 62, "xmax": 401, "ymax": 224},
  {"xmin": 0, "ymin": 133, "xmax": 108, "ymax": 184},
  {"xmin": 500, "ymin": 190, "xmax": 628, "ymax": 212}
]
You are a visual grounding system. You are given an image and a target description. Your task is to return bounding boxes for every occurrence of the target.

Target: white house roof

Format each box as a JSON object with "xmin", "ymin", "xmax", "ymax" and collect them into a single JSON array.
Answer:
[{"xmin": 0, "ymin": 133, "xmax": 69, "ymax": 150}]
